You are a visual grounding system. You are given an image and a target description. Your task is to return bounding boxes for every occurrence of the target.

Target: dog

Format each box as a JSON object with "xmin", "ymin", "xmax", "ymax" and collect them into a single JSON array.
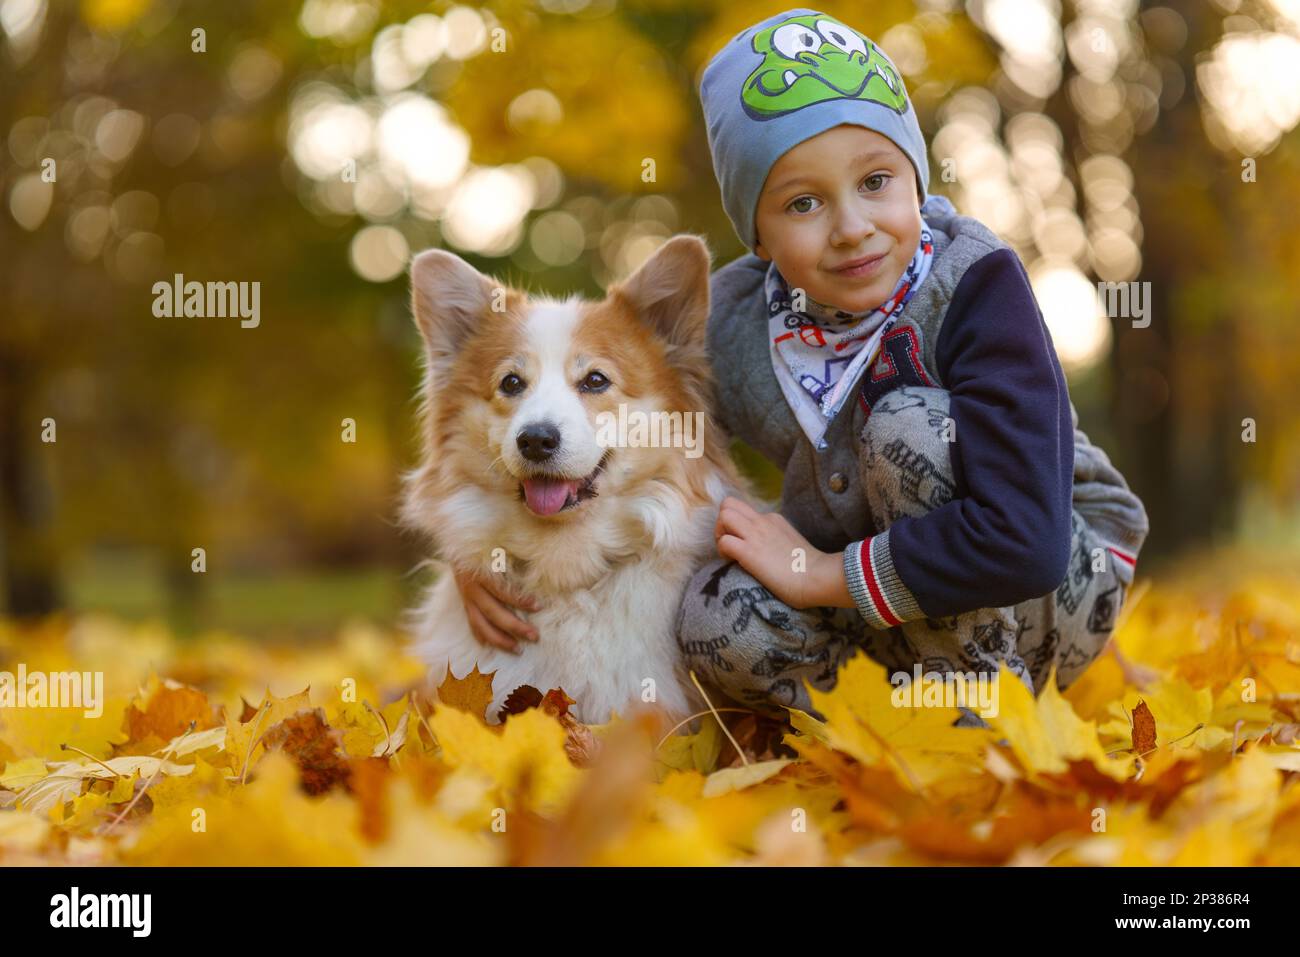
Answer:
[{"xmin": 400, "ymin": 235, "xmax": 747, "ymax": 726}]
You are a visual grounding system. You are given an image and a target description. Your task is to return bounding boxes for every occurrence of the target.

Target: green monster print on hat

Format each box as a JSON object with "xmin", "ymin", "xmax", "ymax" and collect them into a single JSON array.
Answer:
[
  {"xmin": 741, "ymin": 12, "xmax": 908, "ymax": 119},
  {"xmin": 700, "ymin": 7, "xmax": 932, "ymax": 249}
]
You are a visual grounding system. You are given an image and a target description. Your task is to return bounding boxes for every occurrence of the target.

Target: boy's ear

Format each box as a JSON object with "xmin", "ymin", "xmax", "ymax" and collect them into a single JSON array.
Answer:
[
  {"xmin": 409, "ymin": 249, "xmax": 498, "ymax": 372},
  {"xmin": 609, "ymin": 234, "xmax": 713, "ymax": 347}
]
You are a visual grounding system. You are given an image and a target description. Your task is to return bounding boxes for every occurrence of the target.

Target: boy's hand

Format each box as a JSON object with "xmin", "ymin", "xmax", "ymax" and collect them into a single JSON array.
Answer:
[
  {"xmin": 450, "ymin": 566, "xmax": 544, "ymax": 654},
  {"xmin": 714, "ymin": 497, "xmax": 850, "ymax": 610}
]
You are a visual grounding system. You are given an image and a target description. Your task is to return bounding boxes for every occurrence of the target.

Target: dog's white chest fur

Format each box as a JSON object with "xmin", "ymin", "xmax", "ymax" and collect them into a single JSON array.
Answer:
[{"xmin": 409, "ymin": 529, "xmax": 707, "ymax": 725}]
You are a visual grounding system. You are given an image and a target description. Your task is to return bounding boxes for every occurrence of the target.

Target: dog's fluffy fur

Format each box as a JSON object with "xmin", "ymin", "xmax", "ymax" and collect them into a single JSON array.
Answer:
[{"xmin": 400, "ymin": 235, "xmax": 746, "ymax": 725}]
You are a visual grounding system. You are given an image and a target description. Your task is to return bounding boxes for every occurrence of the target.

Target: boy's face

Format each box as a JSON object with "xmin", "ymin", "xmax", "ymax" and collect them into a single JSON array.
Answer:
[{"xmin": 754, "ymin": 124, "xmax": 923, "ymax": 315}]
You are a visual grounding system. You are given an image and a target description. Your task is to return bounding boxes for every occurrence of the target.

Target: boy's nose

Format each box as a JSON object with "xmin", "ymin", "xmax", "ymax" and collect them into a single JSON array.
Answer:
[{"xmin": 831, "ymin": 206, "xmax": 876, "ymax": 246}]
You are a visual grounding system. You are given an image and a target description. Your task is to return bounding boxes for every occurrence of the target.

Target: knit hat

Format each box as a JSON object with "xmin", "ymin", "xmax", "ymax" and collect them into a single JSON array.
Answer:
[{"xmin": 700, "ymin": 8, "xmax": 931, "ymax": 252}]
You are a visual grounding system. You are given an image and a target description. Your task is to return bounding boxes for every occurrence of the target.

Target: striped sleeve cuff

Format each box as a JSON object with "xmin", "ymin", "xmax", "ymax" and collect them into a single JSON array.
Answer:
[
  {"xmin": 1103, "ymin": 542, "xmax": 1137, "ymax": 571},
  {"xmin": 842, "ymin": 532, "xmax": 925, "ymax": 630}
]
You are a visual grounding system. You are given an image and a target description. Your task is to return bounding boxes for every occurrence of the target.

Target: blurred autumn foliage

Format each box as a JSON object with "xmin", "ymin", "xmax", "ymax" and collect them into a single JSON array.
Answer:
[{"xmin": 2, "ymin": 0, "xmax": 1299, "ymax": 630}]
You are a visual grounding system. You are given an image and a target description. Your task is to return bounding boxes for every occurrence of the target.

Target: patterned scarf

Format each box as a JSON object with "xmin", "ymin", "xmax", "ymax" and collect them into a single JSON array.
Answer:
[{"xmin": 766, "ymin": 227, "xmax": 935, "ymax": 450}]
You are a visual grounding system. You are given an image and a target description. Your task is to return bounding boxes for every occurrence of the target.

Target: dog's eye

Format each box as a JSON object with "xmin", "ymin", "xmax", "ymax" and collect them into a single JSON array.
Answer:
[
  {"xmin": 579, "ymin": 371, "xmax": 611, "ymax": 393},
  {"xmin": 499, "ymin": 373, "xmax": 525, "ymax": 396}
]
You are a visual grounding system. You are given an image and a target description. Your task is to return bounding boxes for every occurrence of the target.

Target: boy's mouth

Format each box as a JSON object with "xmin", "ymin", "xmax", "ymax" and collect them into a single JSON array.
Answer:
[
  {"xmin": 832, "ymin": 251, "xmax": 887, "ymax": 277},
  {"xmin": 518, "ymin": 450, "xmax": 611, "ymax": 517}
]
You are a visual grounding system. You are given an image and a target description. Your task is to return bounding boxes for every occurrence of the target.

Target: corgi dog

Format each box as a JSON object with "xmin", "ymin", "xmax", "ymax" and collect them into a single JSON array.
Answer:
[{"xmin": 400, "ymin": 235, "xmax": 746, "ymax": 726}]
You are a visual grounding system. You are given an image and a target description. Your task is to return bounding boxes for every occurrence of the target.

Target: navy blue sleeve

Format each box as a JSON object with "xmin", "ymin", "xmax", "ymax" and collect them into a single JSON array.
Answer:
[{"xmin": 880, "ymin": 247, "xmax": 1074, "ymax": 618}]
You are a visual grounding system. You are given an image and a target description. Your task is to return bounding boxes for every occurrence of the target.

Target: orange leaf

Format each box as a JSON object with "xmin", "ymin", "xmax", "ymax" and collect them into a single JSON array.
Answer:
[
  {"xmin": 120, "ymin": 677, "xmax": 221, "ymax": 755},
  {"xmin": 1131, "ymin": 699, "xmax": 1157, "ymax": 755},
  {"xmin": 436, "ymin": 665, "xmax": 497, "ymax": 722}
]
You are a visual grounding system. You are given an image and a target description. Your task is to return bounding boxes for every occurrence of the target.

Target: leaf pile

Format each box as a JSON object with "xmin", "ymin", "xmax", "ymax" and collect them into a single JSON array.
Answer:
[{"xmin": 2, "ymin": 556, "xmax": 1300, "ymax": 866}]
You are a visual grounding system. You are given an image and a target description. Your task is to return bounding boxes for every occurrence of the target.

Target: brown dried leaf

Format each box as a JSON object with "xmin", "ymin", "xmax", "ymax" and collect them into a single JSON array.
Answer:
[
  {"xmin": 260, "ymin": 709, "xmax": 351, "ymax": 796},
  {"xmin": 1131, "ymin": 699, "xmax": 1157, "ymax": 755},
  {"xmin": 497, "ymin": 684, "xmax": 543, "ymax": 721}
]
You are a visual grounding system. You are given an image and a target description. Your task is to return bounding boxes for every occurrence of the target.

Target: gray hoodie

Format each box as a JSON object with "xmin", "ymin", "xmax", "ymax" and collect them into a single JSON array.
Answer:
[{"xmin": 705, "ymin": 202, "xmax": 1150, "ymax": 615}]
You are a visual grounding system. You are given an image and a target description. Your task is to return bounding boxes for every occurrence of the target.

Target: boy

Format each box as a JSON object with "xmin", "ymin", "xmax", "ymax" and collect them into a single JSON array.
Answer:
[{"xmin": 673, "ymin": 8, "xmax": 1150, "ymax": 725}]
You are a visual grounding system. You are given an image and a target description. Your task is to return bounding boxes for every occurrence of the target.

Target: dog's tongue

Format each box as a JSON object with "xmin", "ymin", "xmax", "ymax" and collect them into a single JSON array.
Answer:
[{"xmin": 522, "ymin": 477, "xmax": 580, "ymax": 516}]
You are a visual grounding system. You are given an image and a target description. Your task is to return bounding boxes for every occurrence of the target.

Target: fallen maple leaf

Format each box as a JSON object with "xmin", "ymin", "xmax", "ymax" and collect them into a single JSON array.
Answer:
[
  {"xmin": 806, "ymin": 653, "xmax": 991, "ymax": 789},
  {"xmin": 986, "ymin": 663, "xmax": 1132, "ymax": 782},
  {"xmin": 120, "ymin": 675, "xmax": 221, "ymax": 755},
  {"xmin": 436, "ymin": 665, "xmax": 496, "ymax": 722}
]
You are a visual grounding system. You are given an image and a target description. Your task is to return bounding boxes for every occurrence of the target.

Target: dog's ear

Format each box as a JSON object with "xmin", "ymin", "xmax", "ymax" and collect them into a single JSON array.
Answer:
[
  {"xmin": 609, "ymin": 234, "xmax": 712, "ymax": 347},
  {"xmin": 409, "ymin": 249, "xmax": 499, "ymax": 372}
]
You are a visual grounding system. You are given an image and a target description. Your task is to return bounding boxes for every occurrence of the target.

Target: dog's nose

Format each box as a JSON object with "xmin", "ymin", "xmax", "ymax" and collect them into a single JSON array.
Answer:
[{"xmin": 517, "ymin": 423, "xmax": 561, "ymax": 462}]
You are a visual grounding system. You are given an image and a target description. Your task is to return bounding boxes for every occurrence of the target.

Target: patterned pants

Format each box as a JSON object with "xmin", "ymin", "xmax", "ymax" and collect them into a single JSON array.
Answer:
[{"xmin": 675, "ymin": 386, "xmax": 1135, "ymax": 727}]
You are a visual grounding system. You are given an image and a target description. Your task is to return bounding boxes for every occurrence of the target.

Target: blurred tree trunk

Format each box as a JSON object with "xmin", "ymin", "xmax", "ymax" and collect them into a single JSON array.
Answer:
[
  {"xmin": 0, "ymin": 352, "xmax": 62, "ymax": 616},
  {"xmin": 0, "ymin": 9, "xmax": 68, "ymax": 616},
  {"xmin": 1114, "ymin": 0, "xmax": 1241, "ymax": 559}
]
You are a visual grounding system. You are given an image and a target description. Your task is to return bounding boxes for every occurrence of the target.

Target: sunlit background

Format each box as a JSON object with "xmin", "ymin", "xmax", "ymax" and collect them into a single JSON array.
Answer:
[{"xmin": 3, "ymin": 0, "xmax": 1299, "ymax": 634}]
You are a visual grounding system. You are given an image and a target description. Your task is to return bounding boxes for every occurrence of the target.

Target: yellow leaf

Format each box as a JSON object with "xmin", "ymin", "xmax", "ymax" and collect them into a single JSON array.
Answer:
[
  {"xmin": 0, "ymin": 756, "xmax": 51, "ymax": 790},
  {"xmin": 0, "ymin": 806, "xmax": 53, "ymax": 857},
  {"xmin": 143, "ymin": 755, "xmax": 228, "ymax": 816},
  {"xmin": 1100, "ymin": 681, "xmax": 1231, "ymax": 752},
  {"xmin": 124, "ymin": 752, "xmax": 364, "ymax": 866},
  {"xmin": 807, "ymin": 654, "xmax": 990, "ymax": 788},
  {"xmin": 653, "ymin": 731, "xmax": 697, "ymax": 776},
  {"xmin": 1257, "ymin": 745, "xmax": 1300, "ymax": 772},
  {"xmin": 786, "ymin": 707, "xmax": 830, "ymax": 743},
  {"xmin": 702, "ymin": 759, "xmax": 792, "ymax": 797},
  {"xmin": 590, "ymin": 798, "xmax": 733, "ymax": 866},
  {"xmin": 986, "ymin": 664, "xmax": 1131, "ymax": 781},
  {"xmin": 691, "ymin": 715, "xmax": 723, "ymax": 773},
  {"xmin": 17, "ymin": 755, "xmax": 194, "ymax": 816},
  {"xmin": 1166, "ymin": 748, "xmax": 1280, "ymax": 865},
  {"xmin": 155, "ymin": 725, "xmax": 226, "ymax": 758},
  {"xmin": 64, "ymin": 788, "xmax": 111, "ymax": 829},
  {"xmin": 223, "ymin": 686, "xmax": 313, "ymax": 779},
  {"xmin": 429, "ymin": 705, "xmax": 580, "ymax": 813},
  {"xmin": 363, "ymin": 774, "xmax": 502, "ymax": 866},
  {"xmin": 652, "ymin": 717, "xmax": 723, "ymax": 775},
  {"xmin": 331, "ymin": 696, "xmax": 410, "ymax": 759},
  {"xmin": 0, "ymin": 692, "xmax": 130, "ymax": 761}
]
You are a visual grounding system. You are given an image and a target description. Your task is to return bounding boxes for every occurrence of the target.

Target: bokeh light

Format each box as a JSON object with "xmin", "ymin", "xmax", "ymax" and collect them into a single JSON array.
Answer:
[
  {"xmin": 349, "ymin": 224, "xmax": 409, "ymax": 282},
  {"xmin": 1196, "ymin": 30, "xmax": 1300, "ymax": 155},
  {"xmin": 1029, "ymin": 260, "xmax": 1113, "ymax": 372}
]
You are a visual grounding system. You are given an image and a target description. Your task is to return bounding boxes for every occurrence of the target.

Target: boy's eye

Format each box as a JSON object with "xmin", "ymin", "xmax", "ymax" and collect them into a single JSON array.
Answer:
[
  {"xmin": 789, "ymin": 195, "xmax": 820, "ymax": 214},
  {"xmin": 863, "ymin": 173, "xmax": 889, "ymax": 192},
  {"xmin": 500, "ymin": 373, "xmax": 526, "ymax": 395}
]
